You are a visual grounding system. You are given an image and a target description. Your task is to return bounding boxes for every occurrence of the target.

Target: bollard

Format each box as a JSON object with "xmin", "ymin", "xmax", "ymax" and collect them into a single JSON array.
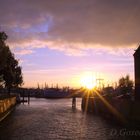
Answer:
[
  {"xmin": 28, "ymin": 92, "xmax": 30, "ymax": 105},
  {"xmin": 72, "ymin": 97, "xmax": 76, "ymax": 108}
]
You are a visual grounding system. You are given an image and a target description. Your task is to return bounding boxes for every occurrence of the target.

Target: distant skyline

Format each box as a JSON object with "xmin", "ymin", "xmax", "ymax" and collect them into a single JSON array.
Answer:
[{"xmin": 0, "ymin": 0, "xmax": 139, "ymax": 87}]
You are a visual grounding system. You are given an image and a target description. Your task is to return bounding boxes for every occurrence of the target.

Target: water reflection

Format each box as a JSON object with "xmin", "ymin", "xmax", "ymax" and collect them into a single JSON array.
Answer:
[{"xmin": 0, "ymin": 98, "xmax": 138, "ymax": 140}]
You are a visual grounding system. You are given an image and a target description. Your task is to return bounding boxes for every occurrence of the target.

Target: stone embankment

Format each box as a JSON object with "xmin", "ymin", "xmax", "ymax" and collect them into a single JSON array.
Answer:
[{"xmin": 0, "ymin": 96, "xmax": 16, "ymax": 122}]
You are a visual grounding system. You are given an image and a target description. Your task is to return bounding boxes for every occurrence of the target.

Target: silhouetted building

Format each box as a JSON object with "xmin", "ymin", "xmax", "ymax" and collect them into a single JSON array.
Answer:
[{"xmin": 134, "ymin": 46, "xmax": 140, "ymax": 100}]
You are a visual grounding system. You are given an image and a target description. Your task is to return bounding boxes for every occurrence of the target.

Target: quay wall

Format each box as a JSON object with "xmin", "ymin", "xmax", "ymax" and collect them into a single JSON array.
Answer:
[
  {"xmin": 0, "ymin": 97, "xmax": 16, "ymax": 121},
  {"xmin": 82, "ymin": 97, "xmax": 140, "ymax": 124}
]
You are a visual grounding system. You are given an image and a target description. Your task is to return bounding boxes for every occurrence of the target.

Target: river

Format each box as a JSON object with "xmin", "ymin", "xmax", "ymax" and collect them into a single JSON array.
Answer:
[{"xmin": 0, "ymin": 98, "xmax": 139, "ymax": 140}]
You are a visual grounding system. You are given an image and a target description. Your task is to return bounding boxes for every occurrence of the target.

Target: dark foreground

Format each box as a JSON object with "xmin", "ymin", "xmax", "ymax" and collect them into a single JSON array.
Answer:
[{"xmin": 0, "ymin": 98, "xmax": 140, "ymax": 140}]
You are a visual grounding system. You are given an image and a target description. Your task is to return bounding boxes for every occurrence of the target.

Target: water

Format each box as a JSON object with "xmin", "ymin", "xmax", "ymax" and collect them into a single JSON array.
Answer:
[{"xmin": 0, "ymin": 98, "xmax": 139, "ymax": 140}]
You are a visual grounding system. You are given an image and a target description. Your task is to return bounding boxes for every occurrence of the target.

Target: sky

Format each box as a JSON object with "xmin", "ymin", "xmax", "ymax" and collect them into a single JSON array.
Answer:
[{"xmin": 0, "ymin": 0, "xmax": 140, "ymax": 88}]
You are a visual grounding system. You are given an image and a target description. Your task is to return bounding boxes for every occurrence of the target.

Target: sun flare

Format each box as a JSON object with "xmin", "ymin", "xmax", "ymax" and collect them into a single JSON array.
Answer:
[{"xmin": 80, "ymin": 72, "xmax": 96, "ymax": 90}]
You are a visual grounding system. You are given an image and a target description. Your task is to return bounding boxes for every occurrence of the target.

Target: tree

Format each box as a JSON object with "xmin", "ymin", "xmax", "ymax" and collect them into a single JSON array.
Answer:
[
  {"xmin": 0, "ymin": 32, "xmax": 8, "ymax": 71},
  {"xmin": 0, "ymin": 31, "xmax": 23, "ymax": 94},
  {"xmin": 118, "ymin": 75, "xmax": 133, "ymax": 95}
]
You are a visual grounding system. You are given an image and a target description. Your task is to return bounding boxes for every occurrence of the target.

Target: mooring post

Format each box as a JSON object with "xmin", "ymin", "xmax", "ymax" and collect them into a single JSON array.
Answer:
[
  {"xmin": 28, "ymin": 92, "xmax": 30, "ymax": 105},
  {"xmin": 23, "ymin": 90, "xmax": 25, "ymax": 104},
  {"xmin": 72, "ymin": 96, "xmax": 76, "ymax": 108}
]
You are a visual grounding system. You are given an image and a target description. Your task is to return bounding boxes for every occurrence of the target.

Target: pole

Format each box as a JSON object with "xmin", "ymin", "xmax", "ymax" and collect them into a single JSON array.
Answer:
[
  {"xmin": 28, "ymin": 92, "xmax": 30, "ymax": 104},
  {"xmin": 72, "ymin": 96, "xmax": 76, "ymax": 108},
  {"xmin": 23, "ymin": 90, "xmax": 24, "ymax": 104}
]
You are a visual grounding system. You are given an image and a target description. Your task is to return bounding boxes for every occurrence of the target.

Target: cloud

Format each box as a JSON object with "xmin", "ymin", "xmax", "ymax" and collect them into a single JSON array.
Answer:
[
  {"xmin": 14, "ymin": 49, "xmax": 35, "ymax": 56},
  {"xmin": 0, "ymin": 0, "xmax": 140, "ymax": 55}
]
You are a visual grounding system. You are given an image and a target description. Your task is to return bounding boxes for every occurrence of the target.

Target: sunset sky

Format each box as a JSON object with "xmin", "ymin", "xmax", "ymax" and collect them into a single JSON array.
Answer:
[{"xmin": 0, "ymin": 0, "xmax": 140, "ymax": 88}]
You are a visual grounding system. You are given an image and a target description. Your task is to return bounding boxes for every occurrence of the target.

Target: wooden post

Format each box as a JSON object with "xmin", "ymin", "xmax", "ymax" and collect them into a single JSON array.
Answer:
[
  {"xmin": 72, "ymin": 97, "xmax": 76, "ymax": 108},
  {"xmin": 23, "ymin": 91, "xmax": 24, "ymax": 104},
  {"xmin": 28, "ymin": 92, "xmax": 30, "ymax": 104}
]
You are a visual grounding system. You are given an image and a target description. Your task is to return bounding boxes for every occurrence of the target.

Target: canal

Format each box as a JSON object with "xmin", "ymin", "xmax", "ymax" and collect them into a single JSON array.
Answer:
[{"xmin": 0, "ymin": 98, "xmax": 139, "ymax": 140}]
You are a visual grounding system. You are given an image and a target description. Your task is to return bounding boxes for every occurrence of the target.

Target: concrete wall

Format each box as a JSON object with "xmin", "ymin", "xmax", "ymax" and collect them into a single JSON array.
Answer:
[{"xmin": 0, "ymin": 97, "xmax": 16, "ymax": 114}]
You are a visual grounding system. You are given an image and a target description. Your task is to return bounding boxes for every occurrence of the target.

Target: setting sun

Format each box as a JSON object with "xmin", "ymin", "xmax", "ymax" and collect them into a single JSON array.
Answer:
[{"xmin": 80, "ymin": 72, "xmax": 96, "ymax": 89}]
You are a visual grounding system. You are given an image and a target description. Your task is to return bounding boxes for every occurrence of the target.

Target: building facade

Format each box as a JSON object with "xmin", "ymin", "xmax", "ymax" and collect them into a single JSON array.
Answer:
[{"xmin": 134, "ymin": 46, "xmax": 140, "ymax": 100}]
